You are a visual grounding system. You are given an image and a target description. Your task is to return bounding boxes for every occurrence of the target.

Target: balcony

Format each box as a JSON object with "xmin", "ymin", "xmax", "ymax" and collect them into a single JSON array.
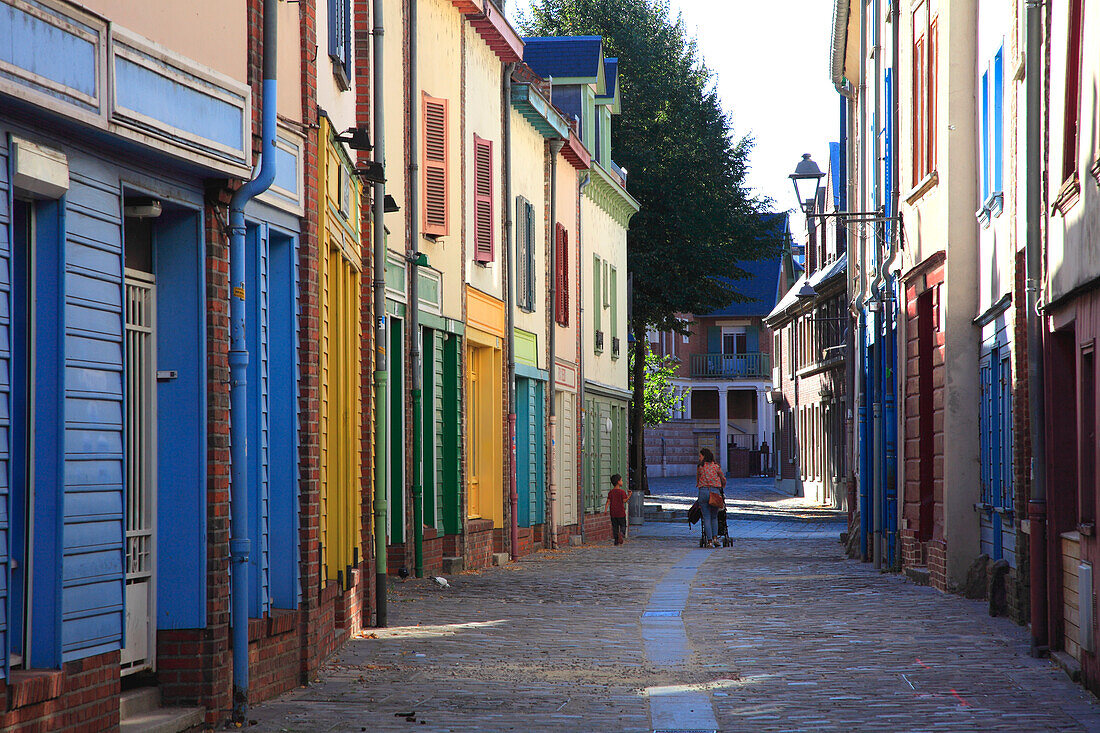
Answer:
[{"xmin": 690, "ymin": 353, "xmax": 771, "ymax": 379}]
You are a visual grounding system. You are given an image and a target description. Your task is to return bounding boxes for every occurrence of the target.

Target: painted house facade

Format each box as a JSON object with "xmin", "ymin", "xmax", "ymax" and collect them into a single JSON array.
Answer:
[{"xmin": 644, "ymin": 238, "xmax": 788, "ymax": 480}]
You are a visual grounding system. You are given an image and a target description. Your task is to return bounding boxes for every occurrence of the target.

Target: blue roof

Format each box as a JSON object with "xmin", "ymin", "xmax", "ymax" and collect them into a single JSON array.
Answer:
[
  {"xmin": 597, "ymin": 58, "xmax": 618, "ymax": 99},
  {"xmin": 704, "ymin": 255, "xmax": 785, "ymax": 318},
  {"xmin": 523, "ymin": 36, "xmax": 604, "ymax": 80}
]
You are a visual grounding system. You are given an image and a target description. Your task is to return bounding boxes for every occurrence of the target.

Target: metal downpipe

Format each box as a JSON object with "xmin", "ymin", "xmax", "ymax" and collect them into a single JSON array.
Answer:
[
  {"xmin": 1024, "ymin": 0, "xmax": 1048, "ymax": 657},
  {"xmin": 228, "ymin": 0, "xmax": 278, "ymax": 718},
  {"xmin": 372, "ymin": 0, "xmax": 389, "ymax": 626},
  {"xmin": 504, "ymin": 62, "xmax": 519, "ymax": 561},
  {"xmin": 409, "ymin": 0, "xmax": 424, "ymax": 580},
  {"xmin": 546, "ymin": 138, "xmax": 565, "ymax": 548}
]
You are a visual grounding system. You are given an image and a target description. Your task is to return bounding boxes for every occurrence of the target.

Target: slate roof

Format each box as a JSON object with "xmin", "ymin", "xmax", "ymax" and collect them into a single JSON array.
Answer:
[
  {"xmin": 703, "ymin": 254, "xmax": 785, "ymax": 318},
  {"xmin": 597, "ymin": 57, "xmax": 618, "ymax": 100},
  {"xmin": 522, "ymin": 36, "xmax": 604, "ymax": 80}
]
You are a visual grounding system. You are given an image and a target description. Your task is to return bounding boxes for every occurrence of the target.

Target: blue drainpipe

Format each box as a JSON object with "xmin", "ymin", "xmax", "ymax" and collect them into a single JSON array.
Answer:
[
  {"xmin": 858, "ymin": 312, "xmax": 870, "ymax": 561},
  {"xmin": 884, "ymin": 277, "xmax": 898, "ymax": 568},
  {"xmin": 228, "ymin": 0, "xmax": 277, "ymax": 719}
]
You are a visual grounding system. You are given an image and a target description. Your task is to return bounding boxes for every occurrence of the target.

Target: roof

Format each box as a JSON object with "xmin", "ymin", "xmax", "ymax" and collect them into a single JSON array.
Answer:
[
  {"xmin": 522, "ymin": 36, "xmax": 604, "ymax": 83},
  {"xmin": 595, "ymin": 57, "xmax": 620, "ymax": 114},
  {"xmin": 766, "ymin": 252, "xmax": 848, "ymax": 323},
  {"xmin": 703, "ymin": 255, "xmax": 785, "ymax": 318}
]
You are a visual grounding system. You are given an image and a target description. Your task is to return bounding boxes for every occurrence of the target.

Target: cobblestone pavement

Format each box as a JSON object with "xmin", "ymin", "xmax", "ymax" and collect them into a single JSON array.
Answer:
[{"xmin": 247, "ymin": 482, "xmax": 1100, "ymax": 732}]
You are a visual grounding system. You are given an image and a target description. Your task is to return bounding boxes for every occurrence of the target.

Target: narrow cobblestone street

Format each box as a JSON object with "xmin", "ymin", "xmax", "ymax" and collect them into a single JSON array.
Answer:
[{"xmin": 248, "ymin": 481, "xmax": 1100, "ymax": 732}]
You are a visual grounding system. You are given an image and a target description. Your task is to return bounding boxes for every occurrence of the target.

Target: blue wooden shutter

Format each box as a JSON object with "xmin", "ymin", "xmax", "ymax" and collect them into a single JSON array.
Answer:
[
  {"xmin": 328, "ymin": 0, "xmax": 351, "ymax": 79},
  {"xmin": 993, "ymin": 47, "xmax": 1004, "ymax": 193},
  {"xmin": 247, "ymin": 224, "xmax": 272, "ymax": 617},
  {"xmin": 979, "ymin": 352, "xmax": 993, "ymax": 506},
  {"xmin": 981, "ymin": 69, "xmax": 990, "ymax": 202},
  {"xmin": 0, "ymin": 144, "xmax": 10, "ymax": 678},
  {"xmin": 64, "ymin": 170, "xmax": 124, "ymax": 662}
]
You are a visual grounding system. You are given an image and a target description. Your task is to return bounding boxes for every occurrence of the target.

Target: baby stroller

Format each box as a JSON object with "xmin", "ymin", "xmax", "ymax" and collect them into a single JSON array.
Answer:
[{"xmin": 688, "ymin": 499, "xmax": 732, "ymax": 547}]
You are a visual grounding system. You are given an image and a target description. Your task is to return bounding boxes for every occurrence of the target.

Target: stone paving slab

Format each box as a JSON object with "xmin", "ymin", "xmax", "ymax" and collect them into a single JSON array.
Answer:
[{"xmin": 246, "ymin": 509, "xmax": 1100, "ymax": 732}]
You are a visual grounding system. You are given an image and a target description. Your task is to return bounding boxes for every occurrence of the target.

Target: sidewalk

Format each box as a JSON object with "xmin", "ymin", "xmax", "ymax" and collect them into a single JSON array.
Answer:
[{"xmin": 246, "ymin": 506, "xmax": 1100, "ymax": 732}]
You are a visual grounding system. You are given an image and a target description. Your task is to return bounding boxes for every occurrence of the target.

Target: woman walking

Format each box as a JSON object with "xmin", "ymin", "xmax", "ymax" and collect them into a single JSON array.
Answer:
[{"xmin": 697, "ymin": 448, "xmax": 726, "ymax": 548}]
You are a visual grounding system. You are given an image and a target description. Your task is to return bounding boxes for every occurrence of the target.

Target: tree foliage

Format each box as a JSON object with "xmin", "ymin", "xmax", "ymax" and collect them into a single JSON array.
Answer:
[
  {"xmin": 521, "ymin": 0, "xmax": 784, "ymax": 332},
  {"xmin": 629, "ymin": 342, "xmax": 688, "ymax": 426}
]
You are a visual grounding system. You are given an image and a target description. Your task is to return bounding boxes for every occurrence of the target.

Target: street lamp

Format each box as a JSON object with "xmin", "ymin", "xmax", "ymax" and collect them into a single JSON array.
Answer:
[{"xmin": 789, "ymin": 153, "xmax": 825, "ymax": 215}]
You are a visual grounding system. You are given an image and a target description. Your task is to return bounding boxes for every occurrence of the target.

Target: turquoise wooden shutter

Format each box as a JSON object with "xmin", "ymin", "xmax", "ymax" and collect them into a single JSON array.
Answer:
[
  {"xmin": 746, "ymin": 324, "xmax": 760, "ymax": 353},
  {"xmin": 707, "ymin": 326, "xmax": 721, "ymax": 353}
]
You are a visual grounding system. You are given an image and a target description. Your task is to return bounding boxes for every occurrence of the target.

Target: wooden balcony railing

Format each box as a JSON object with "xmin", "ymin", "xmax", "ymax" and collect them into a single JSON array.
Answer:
[{"xmin": 690, "ymin": 352, "xmax": 771, "ymax": 379}]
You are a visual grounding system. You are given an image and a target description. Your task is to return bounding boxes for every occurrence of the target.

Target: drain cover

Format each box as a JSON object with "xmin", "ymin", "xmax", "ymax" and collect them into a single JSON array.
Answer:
[{"xmin": 642, "ymin": 610, "xmax": 682, "ymax": 617}]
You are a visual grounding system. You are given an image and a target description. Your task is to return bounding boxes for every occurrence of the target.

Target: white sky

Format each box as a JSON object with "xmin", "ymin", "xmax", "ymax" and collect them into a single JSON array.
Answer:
[{"xmin": 508, "ymin": 0, "xmax": 839, "ymax": 242}]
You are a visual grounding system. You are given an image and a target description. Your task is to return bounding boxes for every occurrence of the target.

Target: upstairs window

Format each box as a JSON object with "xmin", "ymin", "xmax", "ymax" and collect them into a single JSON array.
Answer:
[
  {"xmin": 1062, "ymin": 0, "xmax": 1085, "ymax": 184},
  {"xmin": 912, "ymin": 0, "xmax": 938, "ymax": 185},
  {"xmin": 593, "ymin": 255, "xmax": 602, "ymax": 346},
  {"xmin": 473, "ymin": 135, "xmax": 494, "ymax": 263},
  {"xmin": 555, "ymin": 224, "xmax": 569, "ymax": 326},
  {"xmin": 328, "ymin": 0, "xmax": 352, "ymax": 89},
  {"xmin": 516, "ymin": 196, "xmax": 535, "ymax": 310},
  {"xmin": 422, "ymin": 94, "xmax": 449, "ymax": 237},
  {"xmin": 979, "ymin": 45, "xmax": 1005, "ymax": 208}
]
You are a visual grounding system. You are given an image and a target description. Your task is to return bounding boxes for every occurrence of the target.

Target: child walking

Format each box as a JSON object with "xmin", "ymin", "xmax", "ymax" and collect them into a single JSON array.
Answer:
[{"xmin": 603, "ymin": 474, "xmax": 631, "ymax": 545}]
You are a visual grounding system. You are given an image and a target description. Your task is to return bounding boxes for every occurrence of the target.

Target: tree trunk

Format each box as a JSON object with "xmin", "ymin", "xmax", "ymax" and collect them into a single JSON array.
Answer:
[{"xmin": 630, "ymin": 322, "xmax": 648, "ymax": 495}]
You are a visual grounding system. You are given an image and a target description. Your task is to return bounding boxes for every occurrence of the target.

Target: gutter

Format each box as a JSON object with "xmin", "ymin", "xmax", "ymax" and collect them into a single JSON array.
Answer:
[
  {"xmin": 504, "ymin": 61, "xmax": 519, "ymax": 561},
  {"xmin": 372, "ymin": 0, "xmax": 389, "ymax": 627},
  {"xmin": 577, "ymin": 170, "xmax": 592, "ymax": 544},
  {"xmin": 228, "ymin": 0, "xmax": 278, "ymax": 720},
  {"xmin": 546, "ymin": 138, "xmax": 565, "ymax": 548},
  {"xmin": 830, "ymin": 0, "xmax": 855, "ymax": 99},
  {"xmin": 409, "ymin": 0, "xmax": 424, "ymax": 579},
  {"xmin": 1024, "ymin": 0, "xmax": 1048, "ymax": 657}
]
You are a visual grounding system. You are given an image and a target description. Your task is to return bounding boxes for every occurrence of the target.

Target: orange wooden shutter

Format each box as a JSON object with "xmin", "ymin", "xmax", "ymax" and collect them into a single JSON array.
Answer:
[
  {"xmin": 473, "ymin": 135, "xmax": 494, "ymax": 263},
  {"xmin": 423, "ymin": 94, "xmax": 448, "ymax": 236}
]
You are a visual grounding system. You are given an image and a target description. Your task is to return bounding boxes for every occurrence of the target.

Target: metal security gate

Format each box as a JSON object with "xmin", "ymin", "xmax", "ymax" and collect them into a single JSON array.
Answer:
[{"xmin": 122, "ymin": 271, "xmax": 157, "ymax": 673}]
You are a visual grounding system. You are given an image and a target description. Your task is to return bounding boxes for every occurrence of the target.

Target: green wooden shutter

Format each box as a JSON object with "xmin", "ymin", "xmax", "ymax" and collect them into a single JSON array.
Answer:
[{"xmin": 707, "ymin": 326, "xmax": 721, "ymax": 353}]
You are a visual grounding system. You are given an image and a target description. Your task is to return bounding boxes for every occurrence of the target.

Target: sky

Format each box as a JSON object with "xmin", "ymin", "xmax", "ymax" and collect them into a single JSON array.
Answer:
[{"xmin": 507, "ymin": 0, "xmax": 840, "ymax": 242}]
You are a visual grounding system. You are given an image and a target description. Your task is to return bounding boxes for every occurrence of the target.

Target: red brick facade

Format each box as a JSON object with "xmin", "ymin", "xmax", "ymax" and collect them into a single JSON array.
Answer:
[
  {"xmin": 0, "ymin": 653, "xmax": 120, "ymax": 732},
  {"xmin": 901, "ymin": 254, "xmax": 948, "ymax": 591}
]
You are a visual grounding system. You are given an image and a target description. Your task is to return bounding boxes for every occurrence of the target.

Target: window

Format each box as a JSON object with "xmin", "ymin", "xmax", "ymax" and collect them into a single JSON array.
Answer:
[
  {"xmin": 422, "ymin": 94, "xmax": 449, "ymax": 237},
  {"xmin": 328, "ymin": 0, "xmax": 352, "ymax": 88},
  {"xmin": 609, "ymin": 266, "xmax": 619, "ymax": 358},
  {"xmin": 912, "ymin": 0, "xmax": 938, "ymax": 185},
  {"xmin": 516, "ymin": 196, "xmax": 535, "ymax": 310},
  {"xmin": 593, "ymin": 255, "xmax": 602, "ymax": 348},
  {"xmin": 979, "ymin": 45, "xmax": 1005, "ymax": 207},
  {"xmin": 721, "ymin": 328, "xmax": 747, "ymax": 356},
  {"xmin": 1063, "ymin": 0, "xmax": 1085, "ymax": 183},
  {"xmin": 555, "ymin": 224, "xmax": 569, "ymax": 326},
  {"xmin": 473, "ymin": 135, "xmax": 493, "ymax": 263}
]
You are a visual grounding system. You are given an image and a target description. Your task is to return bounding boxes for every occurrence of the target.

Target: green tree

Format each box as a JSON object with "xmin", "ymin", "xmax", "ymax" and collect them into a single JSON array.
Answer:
[
  {"xmin": 523, "ymin": 0, "xmax": 783, "ymax": 491},
  {"xmin": 629, "ymin": 343, "xmax": 689, "ymax": 426}
]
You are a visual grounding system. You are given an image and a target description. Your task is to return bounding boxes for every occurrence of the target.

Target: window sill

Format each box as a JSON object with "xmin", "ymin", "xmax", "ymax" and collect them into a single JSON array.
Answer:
[
  {"xmin": 976, "ymin": 192, "xmax": 1004, "ymax": 228},
  {"xmin": 1052, "ymin": 174, "xmax": 1081, "ymax": 216},
  {"xmin": 8, "ymin": 669, "xmax": 64, "ymax": 710},
  {"xmin": 331, "ymin": 59, "xmax": 351, "ymax": 92},
  {"xmin": 906, "ymin": 170, "xmax": 939, "ymax": 205}
]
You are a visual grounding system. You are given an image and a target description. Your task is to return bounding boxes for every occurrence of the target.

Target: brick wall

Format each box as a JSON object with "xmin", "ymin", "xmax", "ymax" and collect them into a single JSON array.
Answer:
[
  {"xmin": 0, "ymin": 652, "xmax": 120, "ymax": 732},
  {"xmin": 247, "ymin": 612, "xmax": 301, "ymax": 705},
  {"xmin": 902, "ymin": 259, "xmax": 946, "ymax": 584},
  {"xmin": 583, "ymin": 511, "xmax": 613, "ymax": 544},
  {"xmin": 466, "ymin": 520, "xmax": 495, "ymax": 570}
]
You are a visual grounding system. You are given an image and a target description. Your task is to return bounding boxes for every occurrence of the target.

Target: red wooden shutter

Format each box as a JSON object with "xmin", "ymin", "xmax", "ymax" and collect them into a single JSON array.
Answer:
[
  {"xmin": 423, "ymin": 94, "xmax": 448, "ymax": 236},
  {"xmin": 555, "ymin": 224, "xmax": 569, "ymax": 326},
  {"xmin": 473, "ymin": 135, "xmax": 493, "ymax": 263}
]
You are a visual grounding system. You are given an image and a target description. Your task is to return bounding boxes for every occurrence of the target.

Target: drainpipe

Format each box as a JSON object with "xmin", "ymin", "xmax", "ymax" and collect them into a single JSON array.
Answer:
[
  {"xmin": 409, "ymin": 0, "xmax": 424, "ymax": 579},
  {"xmin": 870, "ymin": 0, "xmax": 884, "ymax": 570},
  {"xmin": 503, "ymin": 61, "xmax": 519, "ymax": 561},
  {"xmin": 372, "ymin": 0, "xmax": 389, "ymax": 627},
  {"xmin": 547, "ymin": 138, "xmax": 565, "ymax": 548},
  {"xmin": 577, "ymin": 170, "xmax": 591, "ymax": 543},
  {"xmin": 1024, "ymin": 0, "xmax": 1048, "ymax": 657},
  {"xmin": 885, "ymin": 0, "xmax": 901, "ymax": 569},
  {"xmin": 228, "ymin": 0, "xmax": 277, "ymax": 719},
  {"xmin": 858, "ymin": 312, "xmax": 870, "ymax": 560}
]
